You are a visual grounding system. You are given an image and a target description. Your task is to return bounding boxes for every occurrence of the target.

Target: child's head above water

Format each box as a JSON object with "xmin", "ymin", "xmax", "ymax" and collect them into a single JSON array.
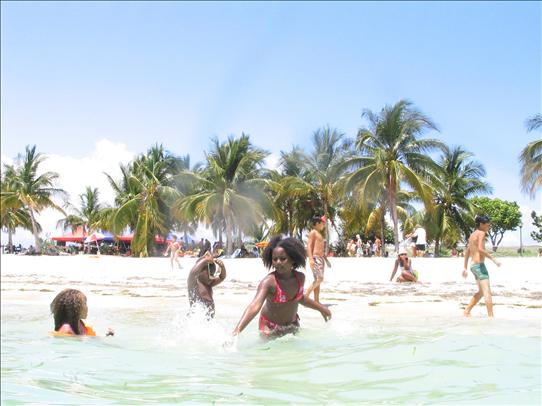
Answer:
[
  {"xmin": 262, "ymin": 236, "xmax": 307, "ymax": 270},
  {"xmin": 50, "ymin": 289, "xmax": 88, "ymax": 334}
]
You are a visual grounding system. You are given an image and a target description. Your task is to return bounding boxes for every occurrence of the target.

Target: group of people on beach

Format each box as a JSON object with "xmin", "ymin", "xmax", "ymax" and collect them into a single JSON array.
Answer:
[{"xmin": 50, "ymin": 214, "xmax": 500, "ymax": 340}]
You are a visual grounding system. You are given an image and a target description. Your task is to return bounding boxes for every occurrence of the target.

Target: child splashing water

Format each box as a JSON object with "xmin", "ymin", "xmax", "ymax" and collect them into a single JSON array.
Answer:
[
  {"xmin": 232, "ymin": 236, "xmax": 331, "ymax": 339},
  {"xmin": 50, "ymin": 289, "xmax": 114, "ymax": 337}
]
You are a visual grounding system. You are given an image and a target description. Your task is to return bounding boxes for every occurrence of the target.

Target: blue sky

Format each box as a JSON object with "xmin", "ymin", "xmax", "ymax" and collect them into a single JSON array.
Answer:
[{"xmin": 1, "ymin": 1, "xmax": 540, "ymax": 246}]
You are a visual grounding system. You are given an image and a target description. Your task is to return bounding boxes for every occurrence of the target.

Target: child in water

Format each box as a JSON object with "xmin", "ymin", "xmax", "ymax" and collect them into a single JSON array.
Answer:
[
  {"xmin": 50, "ymin": 288, "xmax": 114, "ymax": 336},
  {"xmin": 232, "ymin": 236, "xmax": 331, "ymax": 339},
  {"xmin": 389, "ymin": 247, "xmax": 418, "ymax": 282}
]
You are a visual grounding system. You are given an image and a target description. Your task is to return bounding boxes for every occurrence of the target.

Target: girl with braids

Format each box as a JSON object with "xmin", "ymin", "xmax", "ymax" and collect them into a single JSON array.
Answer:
[
  {"xmin": 50, "ymin": 289, "xmax": 113, "ymax": 337},
  {"xmin": 233, "ymin": 236, "xmax": 331, "ymax": 338}
]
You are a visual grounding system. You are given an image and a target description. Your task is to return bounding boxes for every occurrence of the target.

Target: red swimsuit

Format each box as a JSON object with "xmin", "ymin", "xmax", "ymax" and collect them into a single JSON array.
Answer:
[{"xmin": 259, "ymin": 271, "xmax": 304, "ymax": 336}]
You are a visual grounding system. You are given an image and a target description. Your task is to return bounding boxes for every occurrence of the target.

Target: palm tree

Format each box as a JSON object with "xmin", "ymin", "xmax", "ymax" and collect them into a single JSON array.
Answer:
[
  {"xmin": 1, "ymin": 167, "xmax": 36, "ymax": 252},
  {"xmin": 174, "ymin": 134, "xmax": 269, "ymax": 254},
  {"xmin": 57, "ymin": 186, "xmax": 103, "ymax": 234},
  {"xmin": 303, "ymin": 126, "xmax": 353, "ymax": 246},
  {"xmin": 267, "ymin": 147, "xmax": 315, "ymax": 238},
  {"xmin": 429, "ymin": 146, "xmax": 491, "ymax": 255},
  {"xmin": 0, "ymin": 146, "xmax": 66, "ymax": 252},
  {"xmin": 345, "ymin": 100, "xmax": 443, "ymax": 252},
  {"xmin": 105, "ymin": 145, "xmax": 183, "ymax": 257},
  {"xmin": 520, "ymin": 113, "xmax": 542, "ymax": 198}
]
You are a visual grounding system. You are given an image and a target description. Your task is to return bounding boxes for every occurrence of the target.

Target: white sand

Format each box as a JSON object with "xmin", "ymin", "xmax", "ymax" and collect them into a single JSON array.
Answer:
[{"xmin": 1, "ymin": 254, "xmax": 541, "ymax": 321}]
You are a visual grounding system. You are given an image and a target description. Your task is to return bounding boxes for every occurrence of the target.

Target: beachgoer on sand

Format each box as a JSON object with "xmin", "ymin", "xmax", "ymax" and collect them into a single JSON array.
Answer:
[
  {"xmin": 232, "ymin": 236, "xmax": 331, "ymax": 339},
  {"xmin": 164, "ymin": 235, "xmax": 183, "ymax": 270},
  {"xmin": 50, "ymin": 288, "xmax": 114, "ymax": 337},
  {"xmin": 408, "ymin": 225, "xmax": 427, "ymax": 257},
  {"xmin": 305, "ymin": 215, "xmax": 330, "ymax": 303},
  {"xmin": 187, "ymin": 251, "xmax": 226, "ymax": 318},
  {"xmin": 462, "ymin": 215, "xmax": 501, "ymax": 317},
  {"xmin": 389, "ymin": 247, "xmax": 418, "ymax": 282}
]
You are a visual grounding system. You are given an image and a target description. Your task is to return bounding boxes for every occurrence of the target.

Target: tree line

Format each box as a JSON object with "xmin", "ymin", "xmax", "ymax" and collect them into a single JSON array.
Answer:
[{"xmin": 2, "ymin": 100, "xmax": 540, "ymax": 256}]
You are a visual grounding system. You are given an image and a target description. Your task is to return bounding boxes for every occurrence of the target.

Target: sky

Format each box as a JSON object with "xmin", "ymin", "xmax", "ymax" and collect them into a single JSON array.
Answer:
[{"xmin": 1, "ymin": 1, "xmax": 541, "ymax": 247}]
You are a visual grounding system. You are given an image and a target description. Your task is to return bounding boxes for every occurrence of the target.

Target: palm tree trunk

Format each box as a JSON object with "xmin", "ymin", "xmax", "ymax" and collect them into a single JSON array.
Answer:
[
  {"xmin": 380, "ymin": 207, "xmax": 386, "ymax": 257},
  {"xmin": 28, "ymin": 208, "xmax": 41, "ymax": 253},
  {"xmin": 7, "ymin": 229, "xmax": 14, "ymax": 253},
  {"xmin": 226, "ymin": 218, "xmax": 233, "ymax": 255},
  {"xmin": 323, "ymin": 201, "xmax": 329, "ymax": 255},
  {"xmin": 434, "ymin": 238, "xmax": 441, "ymax": 257},
  {"xmin": 388, "ymin": 177, "xmax": 399, "ymax": 253}
]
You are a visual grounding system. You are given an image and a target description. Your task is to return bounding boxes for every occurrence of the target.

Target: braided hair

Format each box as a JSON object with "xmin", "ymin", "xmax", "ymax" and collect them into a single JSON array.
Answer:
[{"xmin": 50, "ymin": 289, "xmax": 87, "ymax": 334}]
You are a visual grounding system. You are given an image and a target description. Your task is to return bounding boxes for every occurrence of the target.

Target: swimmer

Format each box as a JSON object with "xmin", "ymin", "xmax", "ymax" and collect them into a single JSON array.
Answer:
[
  {"xmin": 187, "ymin": 251, "xmax": 226, "ymax": 318},
  {"xmin": 50, "ymin": 289, "xmax": 114, "ymax": 336},
  {"xmin": 232, "ymin": 236, "xmax": 331, "ymax": 339}
]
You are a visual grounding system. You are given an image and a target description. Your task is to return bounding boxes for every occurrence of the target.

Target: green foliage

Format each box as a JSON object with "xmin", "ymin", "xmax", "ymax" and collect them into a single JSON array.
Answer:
[
  {"xmin": 471, "ymin": 197, "xmax": 522, "ymax": 251},
  {"xmin": 1, "ymin": 145, "xmax": 66, "ymax": 252},
  {"xmin": 530, "ymin": 211, "xmax": 542, "ymax": 243},
  {"xmin": 344, "ymin": 99, "xmax": 443, "ymax": 252}
]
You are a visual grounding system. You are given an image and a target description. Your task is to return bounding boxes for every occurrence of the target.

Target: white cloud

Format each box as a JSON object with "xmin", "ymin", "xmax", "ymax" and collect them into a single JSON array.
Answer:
[
  {"xmin": 1, "ymin": 140, "xmax": 135, "ymax": 246},
  {"xmin": 264, "ymin": 153, "xmax": 281, "ymax": 171}
]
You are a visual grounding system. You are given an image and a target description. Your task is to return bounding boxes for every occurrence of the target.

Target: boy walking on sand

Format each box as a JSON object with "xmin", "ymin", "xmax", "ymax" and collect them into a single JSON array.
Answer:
[
  {"xmin": 305, "ymin": 215, "xmax": 329, "ymax": 303},
  {"xmin": 462, "ymin": 215, "xmax": 501, "ymax": 317}
]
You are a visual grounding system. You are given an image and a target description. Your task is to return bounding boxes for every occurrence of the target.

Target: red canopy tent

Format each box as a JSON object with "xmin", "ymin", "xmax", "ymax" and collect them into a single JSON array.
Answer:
[
  {"xmin": 117, "ymin": 235, "xmax": 173, "ymax": 244},
  {"xmin": 52, "ymin": 227, "xmax": 87, "ymax": 243}
]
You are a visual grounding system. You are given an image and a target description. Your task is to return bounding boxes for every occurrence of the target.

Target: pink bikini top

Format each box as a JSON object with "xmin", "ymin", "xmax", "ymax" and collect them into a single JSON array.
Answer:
[{"xmin": 273, "ymin": 270, "xmax": 304, "ymax": 303}]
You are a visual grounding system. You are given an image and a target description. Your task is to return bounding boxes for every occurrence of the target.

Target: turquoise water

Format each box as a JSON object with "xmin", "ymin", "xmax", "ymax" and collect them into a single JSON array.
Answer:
[{"xmin": 2, "ymin": 298, "xmax": 540, "ymax": 405}]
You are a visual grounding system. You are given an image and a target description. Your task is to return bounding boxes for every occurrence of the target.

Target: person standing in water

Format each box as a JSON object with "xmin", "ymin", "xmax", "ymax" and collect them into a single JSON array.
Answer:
[
  {"xmin": 164, "ymin": 235, "xmax": 183, "ymax": 270},
  {"xmin": 232, "ymin": 236, "xmax": 331, "ymax": 338},
  {"xmin": 305, "ymin": 216, "xmax": 329, "ymax": 303},
  {"xmin": 187, "ymin": 251, "xmax": 226, "ymax": 318},
  {"xmin": 462, "ymin": 215, "xmax": 501, "ymax": 317}
]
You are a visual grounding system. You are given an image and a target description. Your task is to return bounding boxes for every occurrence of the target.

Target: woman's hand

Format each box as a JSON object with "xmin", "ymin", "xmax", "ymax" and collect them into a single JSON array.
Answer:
[{"xmin": 321, "ymin": 307, "xmax": 332, "ymax": 322}]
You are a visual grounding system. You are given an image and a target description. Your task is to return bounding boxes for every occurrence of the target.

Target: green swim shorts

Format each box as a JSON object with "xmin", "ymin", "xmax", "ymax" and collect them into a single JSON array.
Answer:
[{"xmin": 470, "ymin": 263, "xmax": 489, "ymax": 280}]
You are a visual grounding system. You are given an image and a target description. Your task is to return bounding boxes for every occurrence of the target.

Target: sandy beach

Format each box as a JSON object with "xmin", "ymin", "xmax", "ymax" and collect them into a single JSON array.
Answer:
[{"xmin": 2, "ymin": 253, "xmax": 541, "ymax": 321}]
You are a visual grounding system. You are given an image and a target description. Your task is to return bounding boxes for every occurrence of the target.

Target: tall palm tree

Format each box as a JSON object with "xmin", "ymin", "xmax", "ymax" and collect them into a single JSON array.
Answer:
[
  {"xmin": 1, "ymin": 167, "xmax": 36, "ymax": 252},
  {"xmin": 105, "ymin": 145, "xmax": 182, "ymax": 257},
  {"xmin": 345, "ymin": 100, "xmax": 443, "ymax": 252},
  {"xmin": 303, "ymin": 126, "xmax": 353, "ymax": 245},
  {"xmin": 520, "ymin": 113, "xmax": 542, "ymax": 198},
  {"xmin": 267, "ymin": 147, "xmax": 314, "ymax": 238},
  {"xmin": 0, "ymin": 146, "xmax": 66, "ymax": 252},
  {"xmin": 174, "ymin": 134, "xmax": 269, "ymax": 254},
  {"xmin": 429, "ymin": 146, "xmax": 491, "ymax": 255},
  {"xmin": 57, "ymin": 186, "xmax": 103, "ymax": 234}
]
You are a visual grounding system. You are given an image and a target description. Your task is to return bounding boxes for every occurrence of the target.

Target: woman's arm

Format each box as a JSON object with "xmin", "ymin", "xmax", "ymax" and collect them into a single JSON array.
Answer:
[
  {"xmin": 390, "ymin": 260, "xmax": 399, "ymax": 281},
  {"xmin": 300, "ymin": 295, "xmax": 332, "ymax": 321},
  {"xmin": 232, "ymin": 278, "xmax": 271, "ymax": 335}
]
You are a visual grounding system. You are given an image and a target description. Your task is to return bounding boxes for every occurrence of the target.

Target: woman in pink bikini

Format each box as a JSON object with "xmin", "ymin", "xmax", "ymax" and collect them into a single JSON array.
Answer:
[{"xmin": 232, "ymin": 236, "xmax": 331, "ymax": 339}]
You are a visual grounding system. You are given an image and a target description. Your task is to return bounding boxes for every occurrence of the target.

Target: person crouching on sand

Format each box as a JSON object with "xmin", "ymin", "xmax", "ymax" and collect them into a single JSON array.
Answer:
[
  {"xmin": 50, "ymin": 288, "xmax": 114, "ymax": 337},
  {"xmin": 389, "ymin": 247, "xmax": 418, "ymax": 282},
  {"xmin": 187, "ymin": 251, "xmax": 226, "ymax": 318},
  {"xmin": 232, "ymin": 236, "xmax": 331, "ymax": 339}
]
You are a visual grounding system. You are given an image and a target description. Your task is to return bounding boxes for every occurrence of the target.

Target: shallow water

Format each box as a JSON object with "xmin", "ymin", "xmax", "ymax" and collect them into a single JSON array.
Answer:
[
  {"xmin": 1, "ymin": 255, "xmax": 541, "ymax": 404},
  {"xmin": 2, "ymin": 297, "xmax": 540, "ymax": 405}
]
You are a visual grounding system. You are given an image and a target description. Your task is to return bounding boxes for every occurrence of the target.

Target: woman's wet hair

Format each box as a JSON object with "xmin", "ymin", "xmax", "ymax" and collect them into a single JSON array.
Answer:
[
  {"xmin": 50, "ymin": 288, "xmax": 87, "ymax": 334},
  {"xmin": 262, "ymin": 235, "xmax": 307, "ymax": 270},
  {"xmin": 475, "ymin": 214, "xmax": 491, "ymax": 227}
]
